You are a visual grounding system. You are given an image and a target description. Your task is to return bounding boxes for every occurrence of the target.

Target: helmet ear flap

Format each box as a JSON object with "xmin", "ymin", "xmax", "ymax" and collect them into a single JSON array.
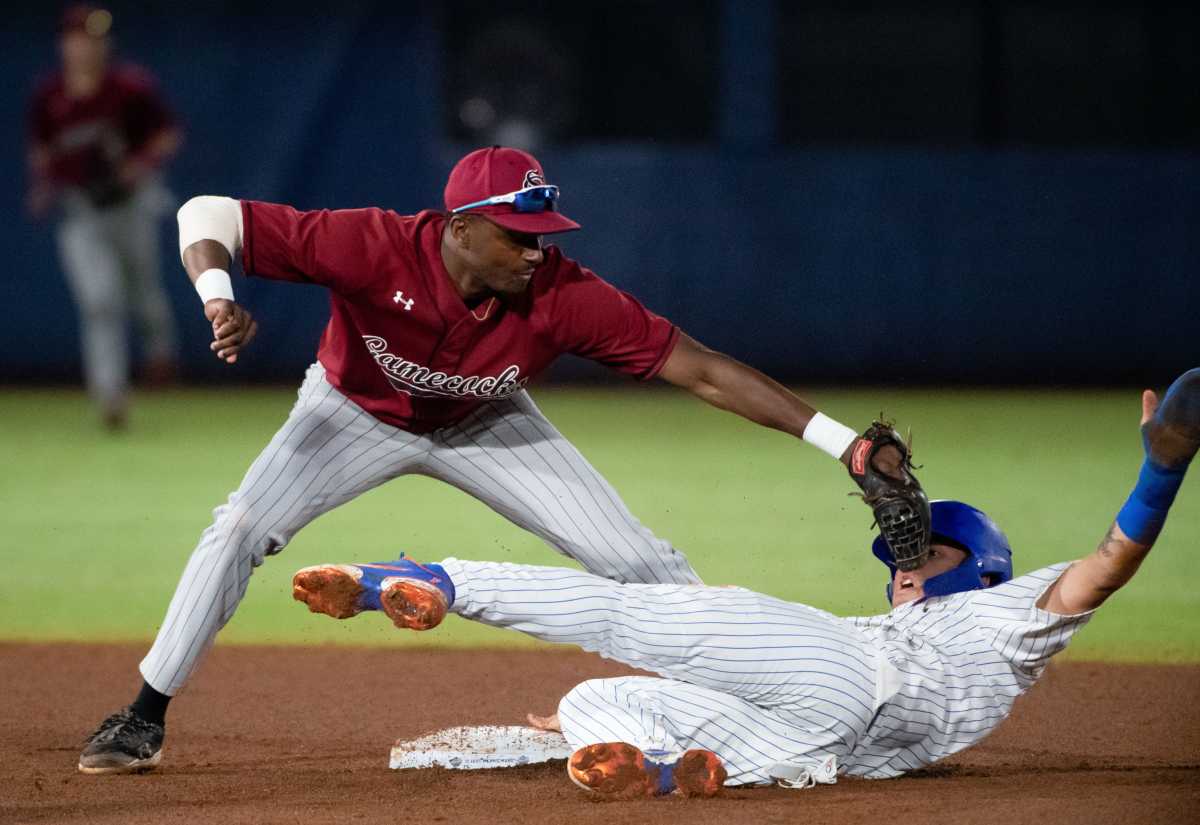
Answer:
[{"xmin": 873, "ymin": 535, "xmax": 898, "ymax": 606}]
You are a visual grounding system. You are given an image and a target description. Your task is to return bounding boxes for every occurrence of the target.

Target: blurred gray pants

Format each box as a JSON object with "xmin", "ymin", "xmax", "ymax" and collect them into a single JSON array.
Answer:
[{"xmin": 56, "ymin": 181, "xmax": 178, "ymax": 414}]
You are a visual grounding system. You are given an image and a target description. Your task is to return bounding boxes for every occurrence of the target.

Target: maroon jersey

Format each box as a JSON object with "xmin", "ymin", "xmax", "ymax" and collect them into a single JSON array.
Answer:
[
  {"xmin": 28, "ymin": 64, "xmax": 175, "ymax": 199},
  {"xmin": 241, "ymin": 202, "xmax": 680, "ymax": 432}
]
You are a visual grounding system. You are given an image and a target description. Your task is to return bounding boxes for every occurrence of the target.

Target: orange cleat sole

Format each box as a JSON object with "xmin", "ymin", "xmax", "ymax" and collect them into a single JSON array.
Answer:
[
  {"xmin": 567, "ymin": 742, "xmax": 726, "ymax": 798},
  {"xmin": 292, "ymin": 565, "xmax": 364, "ymax": 619},
  {"xmin": 292, "ymin": 565, "xmax": 447, "ymax": 631},
  {"xmin": 378, "ymin": 577, "xmax": 448, "ymax": 631}
]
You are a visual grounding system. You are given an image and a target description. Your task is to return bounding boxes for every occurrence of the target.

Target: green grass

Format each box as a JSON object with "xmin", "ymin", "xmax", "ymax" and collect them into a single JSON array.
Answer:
[{"xmin": 1, "ymin": 385, "xmax": 1196, "ymax": 661}]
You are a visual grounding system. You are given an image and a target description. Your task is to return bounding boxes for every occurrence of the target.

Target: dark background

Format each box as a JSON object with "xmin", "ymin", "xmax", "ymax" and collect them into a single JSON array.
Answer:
[{"xmin": 4, "ymin": 1, "xmax": 1197, "ymax": 386}]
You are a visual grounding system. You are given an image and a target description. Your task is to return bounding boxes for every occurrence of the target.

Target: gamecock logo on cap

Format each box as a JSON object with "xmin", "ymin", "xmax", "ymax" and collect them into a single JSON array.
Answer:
[{"xmin": 522, "ymin": 169, "xmax": 544, "ymax": 188}]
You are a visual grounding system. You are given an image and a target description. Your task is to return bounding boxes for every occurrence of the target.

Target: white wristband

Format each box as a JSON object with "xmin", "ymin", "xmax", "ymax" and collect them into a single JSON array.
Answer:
[
  {"xmin": 195, "ymin": 268, "xmax": 235, "ymax": 304},
  {"xmin": 802, "ymin": 412, "xmax": 859, "ymax": 461}
]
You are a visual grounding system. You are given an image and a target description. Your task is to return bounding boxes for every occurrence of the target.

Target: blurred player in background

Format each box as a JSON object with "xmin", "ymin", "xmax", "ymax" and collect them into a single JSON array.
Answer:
[{"xmin": 26, "ymin": 5, "xmax": 182, "ymax": 430}]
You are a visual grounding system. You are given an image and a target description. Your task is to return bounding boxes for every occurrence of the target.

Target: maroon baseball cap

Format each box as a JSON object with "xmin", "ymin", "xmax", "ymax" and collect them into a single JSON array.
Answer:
[
  {"xmin": 444, "ymin": 147, "xmax": 581, "ymax": 235},
  {"xmin": 60, "ymin": 5, "xmax": 113, "ymax": 37}
]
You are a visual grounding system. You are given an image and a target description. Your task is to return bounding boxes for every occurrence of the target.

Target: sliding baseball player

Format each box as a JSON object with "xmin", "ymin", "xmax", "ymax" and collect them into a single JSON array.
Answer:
[{"xmin": 291, "ymin": 369, "xmax": 1196, "ymax": 796}]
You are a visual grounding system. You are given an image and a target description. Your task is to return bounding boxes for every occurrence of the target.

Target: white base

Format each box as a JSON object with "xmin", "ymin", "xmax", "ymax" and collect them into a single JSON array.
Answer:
[{"xmin": 389, "ymin": 725, "xmax": 573, "ymax": 770}]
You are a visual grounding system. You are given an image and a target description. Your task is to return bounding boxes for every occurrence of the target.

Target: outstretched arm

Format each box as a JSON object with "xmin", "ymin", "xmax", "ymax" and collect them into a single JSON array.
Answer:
[
  {"xmin": 1037, "ymin": 520, "xmax": 1149, "ymax": 615},
  {"xmin": 657, "ymin": 333, "xmax": 929, "ymax": 568},
  {"xmin": 658, "ymin": 333, "xmax": 819, "ymax": 440},
  {"xmin": 1039, "ymin": 375, "xmax": 1199, "ymax": 614},
  {"xmin": 657, "ymin": 333, "xmax": 898, "ymax": 470}
]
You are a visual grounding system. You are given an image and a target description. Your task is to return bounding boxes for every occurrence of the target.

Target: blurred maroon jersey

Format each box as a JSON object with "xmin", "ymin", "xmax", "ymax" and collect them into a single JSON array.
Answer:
[{"xmin": 28, "ymin": 64, "xmax": 175, "ymax": 203}]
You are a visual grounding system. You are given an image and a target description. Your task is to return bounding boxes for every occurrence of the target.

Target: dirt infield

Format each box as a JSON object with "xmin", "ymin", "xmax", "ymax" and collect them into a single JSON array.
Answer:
[{"xmin": 3, "ymin": 643, "xmax": 1198, "ymax": 825}]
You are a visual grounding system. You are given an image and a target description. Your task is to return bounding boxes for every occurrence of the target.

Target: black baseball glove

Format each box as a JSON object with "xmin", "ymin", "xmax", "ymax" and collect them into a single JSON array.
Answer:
[{"xmin": 848, "ymin": 421, "xmax": 931, "ymax": 571}]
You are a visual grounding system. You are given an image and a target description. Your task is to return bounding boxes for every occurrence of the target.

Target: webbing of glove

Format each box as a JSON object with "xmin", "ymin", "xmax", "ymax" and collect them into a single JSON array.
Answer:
[{"xmin": 849, "ymin": 422, "xmax": 932, "ymax": 571}]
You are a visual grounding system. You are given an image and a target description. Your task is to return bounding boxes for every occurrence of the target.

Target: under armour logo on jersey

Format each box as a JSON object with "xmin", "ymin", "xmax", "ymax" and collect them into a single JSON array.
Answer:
[
  {"xmin": 522, "ymin": 169, "xmax": 544, "ymax": 188},
  {"xmin": 393, "ymin": 291, "xmax": 414, "ymax": 311}
]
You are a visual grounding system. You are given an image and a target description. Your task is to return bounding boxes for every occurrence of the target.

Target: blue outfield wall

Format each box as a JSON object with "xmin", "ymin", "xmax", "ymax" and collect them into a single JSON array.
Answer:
[
  {"xmin": 3, "ymin": 3, "xmax": 1197, "ymax": 387},
  {"xmin": 535, "ymin": 147, "xmax": 1200, "ymax": 385}
]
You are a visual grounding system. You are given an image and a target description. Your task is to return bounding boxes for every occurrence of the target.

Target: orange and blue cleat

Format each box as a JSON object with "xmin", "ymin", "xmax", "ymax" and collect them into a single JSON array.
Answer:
[
  {"xmin": 292, "ymin": 557, "xmax": 454, "ymax": 631},
  {"xmin": 567, "ymin": 742, "xmax": 726, "ymax": 798}
]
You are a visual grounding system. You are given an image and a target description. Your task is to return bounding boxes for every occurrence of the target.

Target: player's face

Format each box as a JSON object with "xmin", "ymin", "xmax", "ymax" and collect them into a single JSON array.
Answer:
[
  {"xmin": 60, "ymin": 32, "xmax": 109, "ymax": 74},
  {"xmin": 890, "ymin": 544, "xmax": 969, "ymax": 608},
  {"xmin": 460, "ymin": 216, "xmax": 545, "ymax": 296}
]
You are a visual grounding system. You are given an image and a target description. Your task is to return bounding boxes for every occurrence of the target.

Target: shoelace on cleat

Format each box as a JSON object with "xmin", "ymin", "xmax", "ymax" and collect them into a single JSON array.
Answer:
[
  {"xmin": 84, "ymin": 710, "xmax": 133, "ymax": 744},
  {"xmin": 397, "ymin": 553, "xmax": 443, "ymax": 584},
  {"xmin": 85, "ymin": 709, "xmax": 162, "ymax": 747}
]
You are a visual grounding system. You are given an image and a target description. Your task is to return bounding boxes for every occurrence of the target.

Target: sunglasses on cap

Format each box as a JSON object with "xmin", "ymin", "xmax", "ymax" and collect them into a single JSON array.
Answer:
[{"xmin": 451, "ymin": 184, "xmax": 560, "ymax": 215}]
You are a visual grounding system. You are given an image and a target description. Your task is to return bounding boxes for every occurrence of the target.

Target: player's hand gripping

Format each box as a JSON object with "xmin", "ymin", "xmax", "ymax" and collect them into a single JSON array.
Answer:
[{"xmin": 204, "ymin": 299, "xmax": 258, "ymax": 364}]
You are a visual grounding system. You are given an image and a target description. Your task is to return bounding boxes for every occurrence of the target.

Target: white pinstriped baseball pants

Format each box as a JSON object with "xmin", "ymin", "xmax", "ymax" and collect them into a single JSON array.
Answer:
[
  {"xmin": 140, "ymin": 363, "xmax": 700, "ymax": 695},
  {"xmin": 441, "ymin": 559, "xmax": 881, "ymax": 786}
]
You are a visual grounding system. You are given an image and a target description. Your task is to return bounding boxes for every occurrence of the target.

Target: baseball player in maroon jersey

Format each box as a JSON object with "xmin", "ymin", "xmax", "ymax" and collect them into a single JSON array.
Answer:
[
  {"xmin": 27, "ymin": 5, "xmax": 182, "ymax": 429},
  {"xmin": 79, "ymin": 146, "xmax": 889, "ymax": 774}
]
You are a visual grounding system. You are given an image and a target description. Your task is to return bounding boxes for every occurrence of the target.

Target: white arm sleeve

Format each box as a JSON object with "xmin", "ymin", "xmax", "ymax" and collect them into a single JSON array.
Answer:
[{"xmin": 177, "ymin": 195, "xmax": 244, "ymax": 266}]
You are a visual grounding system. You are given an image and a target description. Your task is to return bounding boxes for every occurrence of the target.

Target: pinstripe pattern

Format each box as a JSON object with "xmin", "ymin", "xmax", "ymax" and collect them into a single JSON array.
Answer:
[
  {"xmin": 139, "ymin": 364, "xmax": 698, "ymax": 695},
  {"xmin": 440, "ymin": 559, "xmax": 1092, "ymax": 785},
  {"xmin": 431, "ymin": 393, "xmax": 699, "ymax": 585},
  {"xmin": 842, "ymin": 562, "xmax": 1092, "ymax": 778},
  {"xmin": 441, "ymin": 558, "xmax": 879, "ymax": 785},
  {"xmin": 560, "ymin": 677, "xmax": 832, "ymax": 786}
]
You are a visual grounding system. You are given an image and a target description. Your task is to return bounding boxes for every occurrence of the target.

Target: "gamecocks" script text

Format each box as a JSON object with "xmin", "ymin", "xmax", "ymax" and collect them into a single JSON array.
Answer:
[{"xmin": 362, "ymin": 334, "xmax": 527, "ymax": 399}]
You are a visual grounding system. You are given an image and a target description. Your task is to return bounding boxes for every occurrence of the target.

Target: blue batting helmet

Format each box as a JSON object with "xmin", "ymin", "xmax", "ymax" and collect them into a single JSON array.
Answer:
[{"xmin": 872, "ymin": 500, "xmax": 1013, "ymax": 602}]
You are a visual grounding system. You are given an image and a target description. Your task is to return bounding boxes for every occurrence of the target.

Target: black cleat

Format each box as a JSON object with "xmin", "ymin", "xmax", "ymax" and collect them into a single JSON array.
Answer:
[{"xmin": 78, "ymin": 707, "xmax": 164, "ymax": 775}]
